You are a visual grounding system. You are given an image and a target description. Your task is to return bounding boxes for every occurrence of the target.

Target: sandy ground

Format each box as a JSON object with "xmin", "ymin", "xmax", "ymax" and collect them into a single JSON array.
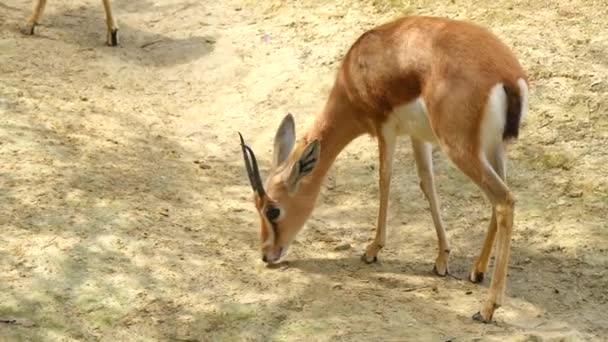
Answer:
[{"xmin": 0, "ymin": 0, "xmax": 607, "ymax": 340}]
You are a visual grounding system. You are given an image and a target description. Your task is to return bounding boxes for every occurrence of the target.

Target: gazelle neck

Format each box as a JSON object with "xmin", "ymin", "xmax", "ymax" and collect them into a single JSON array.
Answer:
[{"xmin": 299, "ymin": 80, "xmax": 366, "ymax": 196}]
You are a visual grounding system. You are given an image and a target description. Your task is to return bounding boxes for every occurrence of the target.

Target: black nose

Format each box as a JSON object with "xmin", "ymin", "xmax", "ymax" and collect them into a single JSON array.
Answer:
[{"xmin": 262, "ymin": 255, "xmax": 268, "ymax": 263}]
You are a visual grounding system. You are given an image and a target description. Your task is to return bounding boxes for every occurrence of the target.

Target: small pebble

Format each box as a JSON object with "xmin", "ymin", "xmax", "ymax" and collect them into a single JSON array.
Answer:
[{"xmin": 334, "ymin": 243, "xmax": 351, "ymax": 251}]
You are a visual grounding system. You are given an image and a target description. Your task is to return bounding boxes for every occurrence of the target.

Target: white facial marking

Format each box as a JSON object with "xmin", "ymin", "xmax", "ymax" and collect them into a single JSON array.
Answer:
[{"xmin": 262, "ymin": 218, "xmax": 276, "ymax": 247}]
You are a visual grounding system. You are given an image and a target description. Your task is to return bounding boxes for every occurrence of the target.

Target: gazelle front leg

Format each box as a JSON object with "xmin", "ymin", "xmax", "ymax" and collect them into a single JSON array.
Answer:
[
  {"xmin": 102, "ymin": 0, "xmax": 119, "ymax": 46},
  {"xmin": 411, "ymin": 138, "xmax": 450, "ymax": 276},
  {"xmin": 362, "ymin": 131, "xmax": 396, "ymax": 263},
  {"xmin": 21, "ymin": 0, "xmax": 47, "ymax": 35}
]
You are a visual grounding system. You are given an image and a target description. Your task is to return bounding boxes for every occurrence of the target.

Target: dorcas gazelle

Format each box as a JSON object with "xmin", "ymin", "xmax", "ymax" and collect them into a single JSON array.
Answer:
[
  {"xmin": 21, "ymin": 0, "xmax": 119, "ymax": 46},
  {"xmin": 239, "ymin": 16, "xmax": 529, "ymax": 322}
]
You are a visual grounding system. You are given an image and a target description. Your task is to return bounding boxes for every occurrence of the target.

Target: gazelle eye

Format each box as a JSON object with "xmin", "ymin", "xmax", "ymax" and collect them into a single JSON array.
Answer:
[{"xmin": 266, "ymin": 207, "xmax": 281, "ymax": 221}]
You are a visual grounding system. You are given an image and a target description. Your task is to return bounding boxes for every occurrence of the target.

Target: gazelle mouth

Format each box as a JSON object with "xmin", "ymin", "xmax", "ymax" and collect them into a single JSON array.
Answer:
[{"xmin": 262, "ymin": 247, "xmax": 285, "ymax": 264}]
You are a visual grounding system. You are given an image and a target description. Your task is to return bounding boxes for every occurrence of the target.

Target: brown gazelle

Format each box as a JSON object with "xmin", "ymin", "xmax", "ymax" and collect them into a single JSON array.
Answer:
[
  {"xmin": 240, "ymin": 16, "xmax": 528, "ymax": 322},
  {"xmin": 21, "ymin": 0, "xmax": 119, "ymax": 46}
]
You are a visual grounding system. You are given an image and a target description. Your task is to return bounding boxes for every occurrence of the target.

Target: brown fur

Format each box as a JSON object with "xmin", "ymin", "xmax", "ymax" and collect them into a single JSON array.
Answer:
[
  {"xmin": 339, "ymin": 17, "xmax": 525, "ymax": 129},
  {"xmin": 248, "ymin": 16, "xmax": 528, "ymax": 323}
]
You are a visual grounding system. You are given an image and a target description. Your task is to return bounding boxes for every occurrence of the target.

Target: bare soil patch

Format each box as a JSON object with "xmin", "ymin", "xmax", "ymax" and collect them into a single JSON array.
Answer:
[{"xmin": 0, "ymin": 0, "xmax": 606, "ymax": 340}]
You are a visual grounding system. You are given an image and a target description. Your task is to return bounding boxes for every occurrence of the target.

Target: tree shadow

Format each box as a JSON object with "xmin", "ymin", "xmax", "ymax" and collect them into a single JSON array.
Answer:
[
  {"xmin": 1, "ymin": 0, "xmax": 606, "ymax": 339},
  {"xmin": 0, "ymin": 93, "xmax": 235, "ymax": 339},
  {"xmin": 228, "ymin": 109, "xmax": 607, "ymax": 337},
  {"xmin": 274, "ymin": 134, "xmax": 607, "ymax": 336}
]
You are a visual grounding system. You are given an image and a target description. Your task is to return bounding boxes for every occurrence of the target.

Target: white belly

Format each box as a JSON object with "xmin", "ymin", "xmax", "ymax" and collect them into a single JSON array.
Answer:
[{"xmin": 384, "ymin": 97, "xmax": 437, "ymax": 143}]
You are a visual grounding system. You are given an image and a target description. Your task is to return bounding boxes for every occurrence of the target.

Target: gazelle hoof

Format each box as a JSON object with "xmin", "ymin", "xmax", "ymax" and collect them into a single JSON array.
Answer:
[
  {"xmin": 21, "ymin": 23, "xmax": 36, "ymax": 35},
  {"xmin": 107, "ymin": 28, "xmax": 119, "ymax": 46},
  {"xmin": 472, "ymin": 311, "xmax": 492, "ymax": 323},
  {"xmin": 432, "ymin": 264, "xmax": 448, "ymax": 277},
  {"xmin": 361, "ymin": 253, "xmax": 378, "ymax": 264},
  {"xmin": 474, "ymin": 301, "xmax": 499, "ymax": 323},
  {"xmin": 469, "ymin": 271, "xmax": 484, "ymax": 284}
]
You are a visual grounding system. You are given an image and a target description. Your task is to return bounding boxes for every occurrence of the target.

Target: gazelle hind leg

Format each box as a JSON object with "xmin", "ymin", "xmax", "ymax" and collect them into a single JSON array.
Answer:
[
  {"xmin": 362, "ymin": 131, "xmax": 396, "ymax": 263},
  {"xmin": 426, "ymin": 80, "xmax": 518, "ymax": 322},
  {"xmin": 442, "ymin": 145, "xmax": 514, "ymax": 322},
  {"xmin": 102, "ymin": 0, "xmax": 119, "ymax": 46},
  {"xmin": 469, "ymin": 209, "xmax": 497, "ymax": 283},
  {"xmin": 411, "ymin": 138, "xmax": 450, "ymax": 276},
  {"xmin": 476, "ymin": 160, "xmax": 514, "ymax": 323},
  {"xmin": 21, "ymin": 0, "xmax": 48, "ymax": 35},
  {"xmin": 470, "ymin": 146, "xmax": 506, "ymax": 283}
]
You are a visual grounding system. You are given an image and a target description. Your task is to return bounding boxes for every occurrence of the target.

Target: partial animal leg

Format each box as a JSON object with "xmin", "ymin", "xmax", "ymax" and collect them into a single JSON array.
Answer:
[
  {"xmin": 469, "ymin": 209, "xmax": 496, "ymax": 283},
  {"xmin": 21, "ymin": 0, "xmax": 47, "ymax": 35},
  {"xmin": 102, "ymin": 0, "xmax": 119, "ymax": 46},
  {"xmin": 411, "ymin": 138, "xmax": 450, "ymax": 276},
  {"xmin": 362, "ymin": 131, "xmax": 397, "ymax": 263},
  {"xmin": 442, "ymin": 144, "xmax": 514, "ymax": 323},
  {"xmin": 470, "ymin": 146, "xmax": 506, "ymax": 283}
]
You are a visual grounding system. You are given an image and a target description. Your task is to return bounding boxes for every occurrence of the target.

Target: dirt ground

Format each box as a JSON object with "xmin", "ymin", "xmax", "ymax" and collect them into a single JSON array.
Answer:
[{"xmin": 0, "ymin": 0, "xmax": 606, "ymax": 340}]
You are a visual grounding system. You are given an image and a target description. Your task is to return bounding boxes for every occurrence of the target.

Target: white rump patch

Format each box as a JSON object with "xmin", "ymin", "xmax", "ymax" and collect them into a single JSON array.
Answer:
[
  {"xmin": 479, "ymin": 83, "xmax": 507, "ymax": 159},
  {"xmin": 480, "ymin": 78, "xmax": 529, "ymax": 160},
  {"xmin": 518, "ymin": 78, "xmax": 529, "ymax": 123}
]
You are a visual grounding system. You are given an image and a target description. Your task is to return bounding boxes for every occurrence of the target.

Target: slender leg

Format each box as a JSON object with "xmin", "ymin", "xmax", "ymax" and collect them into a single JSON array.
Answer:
[
  {"xmin": 21, "ymin": 0, "xmax": 48, "ymax": 35},
  {"xmin": 411, "ymin": 138, "xmax": 450, "ymax": 276},
  {"xmin": 469, "ymin": 209, "xmax": 497, "ymax": 283},
  {"xmin": 443, "ymin": 145, "xmax": 515, "ymax": 323},
  {"xmin": 477, "ymin": 181, "xmax": 514, "ymax": 323},
  {"xmin": 102, "ymin": 0, "xmax": 119, "ymax": 46},
  {"xmin": 362, "ymin": 131, "xmax": 397, "ymax": 263},
  {"xmin": 470, "ymin": 146, "xmax": 506, "ymax": 283}
]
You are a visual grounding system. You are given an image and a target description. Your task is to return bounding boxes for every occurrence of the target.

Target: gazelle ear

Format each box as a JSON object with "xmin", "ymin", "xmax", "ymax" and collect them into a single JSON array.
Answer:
[
  {"xmin": 273, "ymin": 114, "xmax": 296, "ymax": 167},
  {"xmin": 285, "ymin": 140, "xmax": 320, "ymax": 193}
]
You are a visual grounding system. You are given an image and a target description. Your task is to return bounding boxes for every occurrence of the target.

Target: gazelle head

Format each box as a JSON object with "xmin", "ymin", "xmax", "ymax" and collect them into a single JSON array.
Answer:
[{"xmin": 239, "ymin": 114, "xmax": 321, "ymax": 264}]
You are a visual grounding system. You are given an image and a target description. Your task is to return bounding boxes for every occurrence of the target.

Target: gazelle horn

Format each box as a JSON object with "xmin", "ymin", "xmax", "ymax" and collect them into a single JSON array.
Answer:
[{"xmin": 239, "ymin": 133, "xmax": 266, "ymax": 198}]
